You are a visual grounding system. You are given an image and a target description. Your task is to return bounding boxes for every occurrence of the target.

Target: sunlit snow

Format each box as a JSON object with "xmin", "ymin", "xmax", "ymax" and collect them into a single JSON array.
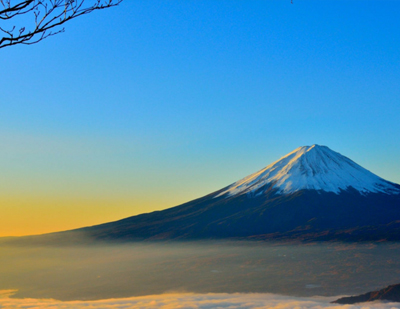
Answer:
[{"xmin": 217, "ymin": 145, "xmax": 400, "ymax": 197}]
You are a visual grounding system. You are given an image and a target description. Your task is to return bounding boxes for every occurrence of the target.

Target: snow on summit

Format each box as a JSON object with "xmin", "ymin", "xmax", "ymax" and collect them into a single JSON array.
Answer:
[{"xmin": 217, "ymin": 145, "xmax": 400, "ymax": 197}]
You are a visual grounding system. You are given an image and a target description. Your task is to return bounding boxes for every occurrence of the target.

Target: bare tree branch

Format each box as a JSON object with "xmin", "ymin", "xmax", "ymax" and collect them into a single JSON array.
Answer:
[{"xmin": 0, "ymin": 0, "xmax": 122, "ymax": 49}]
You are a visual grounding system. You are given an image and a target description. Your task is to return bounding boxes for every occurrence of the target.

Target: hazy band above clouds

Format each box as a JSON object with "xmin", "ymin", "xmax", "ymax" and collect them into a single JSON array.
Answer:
[{"xmin": 0, "ymin": 291, "xmax": 399, "ymax": 309}]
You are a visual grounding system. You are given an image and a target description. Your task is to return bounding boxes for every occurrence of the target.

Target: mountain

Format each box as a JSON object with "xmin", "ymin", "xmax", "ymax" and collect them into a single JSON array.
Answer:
[
  {"xmin": 333, "ymin": 283, "xmax": 400, "ymax": 304},
  {"xmin": 9, "ymin": 145, "xmax": 400, "ymax": 244},
  {"xmin": 64, "ymin": 144, "xmax": 399, "ymax": 243}
]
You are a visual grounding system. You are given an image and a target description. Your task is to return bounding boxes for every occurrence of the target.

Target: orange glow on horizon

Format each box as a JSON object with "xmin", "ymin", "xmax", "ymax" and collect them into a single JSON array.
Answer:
[{"xmin": 0, "ymin": 195, "xmax": 173, "ymax": 237}]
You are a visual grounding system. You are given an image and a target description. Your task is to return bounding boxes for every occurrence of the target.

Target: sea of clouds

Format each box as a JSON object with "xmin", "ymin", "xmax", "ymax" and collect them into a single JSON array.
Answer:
[{"xmin": 1, "ymin": 291, "xmax": 399, "ymax": 309}]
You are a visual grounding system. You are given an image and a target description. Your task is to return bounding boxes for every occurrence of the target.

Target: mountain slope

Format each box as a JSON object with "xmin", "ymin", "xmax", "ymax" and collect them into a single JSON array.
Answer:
[
  {"xmin": 70, "ymin": 145, "xmax": 400, "ymax": 242},
  {"xmin": 333, "ymin": 283, "xmax": 400, "ymax": 304},
  {"xmin": 77, "ymin": 188, "xmax": 400, "ymax": 242},
  {"xmin": 8, "ymin": 145, "xmax": 400, "ymax": 244}
]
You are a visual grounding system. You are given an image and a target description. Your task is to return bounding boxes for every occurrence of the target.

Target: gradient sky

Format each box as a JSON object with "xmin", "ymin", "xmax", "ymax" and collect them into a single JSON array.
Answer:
[{"xmin": 1, "ymin": 0, "xmax": 399, "ymax": 236}]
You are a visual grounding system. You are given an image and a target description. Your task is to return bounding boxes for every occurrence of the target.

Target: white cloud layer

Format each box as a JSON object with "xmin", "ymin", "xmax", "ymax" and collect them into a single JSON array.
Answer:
[{"xmin": 1, "ymin": 291, "xmax": 400, "ymax": 309}]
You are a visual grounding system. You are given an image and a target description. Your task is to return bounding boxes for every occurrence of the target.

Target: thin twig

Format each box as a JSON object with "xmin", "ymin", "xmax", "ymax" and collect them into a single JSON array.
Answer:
[{"xmin": 0, "ymin": 0, "xmax": 122, "ymax": 48}]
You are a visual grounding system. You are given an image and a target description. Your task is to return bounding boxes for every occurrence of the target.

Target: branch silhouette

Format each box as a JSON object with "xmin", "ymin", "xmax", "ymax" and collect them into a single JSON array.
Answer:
[{"xmin": 0, "ymin": 0, "xmax": 122, "ymax": 49}]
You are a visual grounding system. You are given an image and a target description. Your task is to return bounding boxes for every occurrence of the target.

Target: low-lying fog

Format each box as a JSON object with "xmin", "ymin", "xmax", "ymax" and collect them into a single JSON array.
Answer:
[{"xmin": 1, "ymin": 241, "xmax": 400, "ymax": 302}]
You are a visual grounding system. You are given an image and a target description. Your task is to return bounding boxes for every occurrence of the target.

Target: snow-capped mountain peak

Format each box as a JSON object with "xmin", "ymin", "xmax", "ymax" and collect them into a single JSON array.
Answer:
[{"xmin": 216, "ymin": 145, "xmax": 400, "ymax": 197}]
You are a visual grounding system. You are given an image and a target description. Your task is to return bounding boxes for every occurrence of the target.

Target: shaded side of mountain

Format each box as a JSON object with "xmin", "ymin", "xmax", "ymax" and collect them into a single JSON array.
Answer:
[
  {"xmin": 78, "ymin": 184, "xmax": 400, "ymax": 242},
  {"xmin": 333, "ymin": 283, "xmax": 400, "ymax": 304},
  {"xmin": 5, "ymin": 183, "xmax": 400, "ymax": 246},
  {"xmin": 3, "ymin": 145, "xmax": 400, "ymax": 246}
]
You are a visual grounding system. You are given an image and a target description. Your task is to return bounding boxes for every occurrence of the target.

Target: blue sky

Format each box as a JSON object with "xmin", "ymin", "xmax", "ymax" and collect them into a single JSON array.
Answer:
[{"xmin": 0, "ymin": 0, "xmax": 399, "ymax": 235}]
